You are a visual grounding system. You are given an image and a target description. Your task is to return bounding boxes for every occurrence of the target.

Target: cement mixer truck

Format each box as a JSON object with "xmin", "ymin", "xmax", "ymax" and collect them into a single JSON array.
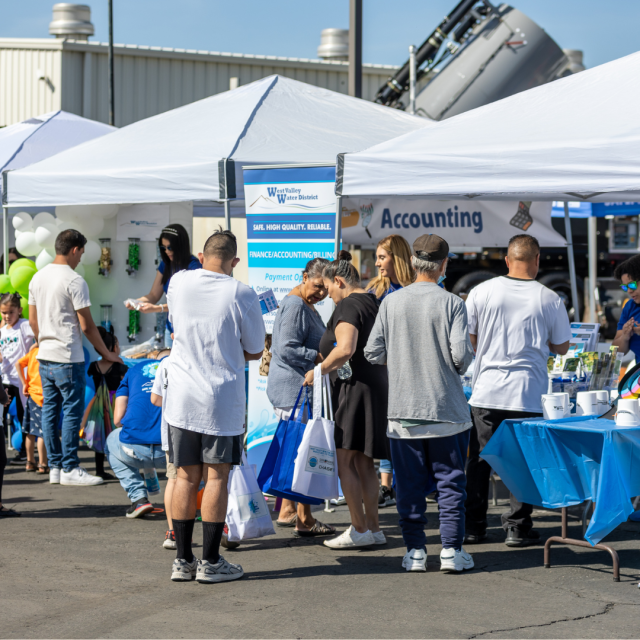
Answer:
[{"xmin": 364, "ymin": 1, "xmax": 628, "ymax": 332}]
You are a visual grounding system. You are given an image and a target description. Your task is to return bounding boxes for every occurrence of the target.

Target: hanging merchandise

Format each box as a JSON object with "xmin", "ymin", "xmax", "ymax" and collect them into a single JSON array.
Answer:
[
  {"xmin": 101, "ymin": 305, "xmax": 113, "ymax": 331},
  {"xmin": 126, "ymin": 238, "xmax": 140, "ymax": 276},
  {"xmin": 98, "ymin": 238, "xmax": 112, "ymax": 276},
  {"xmin": 128, "ymin": 309, "xmax": 141, "ymax": 343}
]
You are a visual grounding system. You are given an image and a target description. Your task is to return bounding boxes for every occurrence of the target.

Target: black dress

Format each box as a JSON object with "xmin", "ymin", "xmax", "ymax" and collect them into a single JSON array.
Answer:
[{"xmin": 319, "ymin": 293, "xmax": 389, "ymax": 459}]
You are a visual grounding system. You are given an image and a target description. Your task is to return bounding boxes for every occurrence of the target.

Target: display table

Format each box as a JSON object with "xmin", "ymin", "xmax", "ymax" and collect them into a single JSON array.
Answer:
[{"xmin": 481, "ymin": 416, "xmax": 640, "ymax": 581}]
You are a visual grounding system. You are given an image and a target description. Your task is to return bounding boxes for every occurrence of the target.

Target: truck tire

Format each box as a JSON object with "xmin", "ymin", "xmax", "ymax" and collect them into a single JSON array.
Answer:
[
  {"xmin": 451, "ymin": 271, "xmax": 497, "ymax": 297},
  {"xmin": 538, "ymin": 271, "xmax": 583, "ymax": 319}
]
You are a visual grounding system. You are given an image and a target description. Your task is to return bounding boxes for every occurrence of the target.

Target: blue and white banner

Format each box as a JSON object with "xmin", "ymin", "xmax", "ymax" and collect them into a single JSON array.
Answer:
[{"xmin": 244, "ymin": 165, "xmax": 337, "ymax": 472}]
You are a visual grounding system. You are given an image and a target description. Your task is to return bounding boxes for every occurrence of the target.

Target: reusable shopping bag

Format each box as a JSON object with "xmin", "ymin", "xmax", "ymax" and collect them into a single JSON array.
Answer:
[
  {"xmin": 226, "ymin": 451, "xmax": 276, "ymax": 542},
  {"xmin": 256, "ymin": 386, "xmax": 324, "ymax": 505},
  {"xmin": 292, "ymin": 365, "xmax": 339, "ymax": 500},
  {"xmin": 80, "ymin": 378, "xmax": 114, "ymax": 454}
]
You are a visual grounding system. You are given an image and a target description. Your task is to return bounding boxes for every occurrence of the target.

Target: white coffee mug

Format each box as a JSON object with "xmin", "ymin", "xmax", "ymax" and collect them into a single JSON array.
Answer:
[
  {"xmin": 576, "ymin": 391, "xmax": 599, "ymax": 416},
  {"xmin": 594, "ymin": 390, "xmax": 610, "ymax": 414},
  {"xmin": 549, "ymin": 392, "xmax": 574, "ymax": 416},
  {"xmin": 615, "ymin": 398, "xmax": 640, "ymax": 427},
  {"xmin": 541, "ymin": 394, "xmax": 566, "ymax": 420}
]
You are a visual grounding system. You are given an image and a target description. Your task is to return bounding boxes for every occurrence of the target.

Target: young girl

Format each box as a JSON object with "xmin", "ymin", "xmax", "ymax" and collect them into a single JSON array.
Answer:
[
  {"xmin": 87, "ymin": 326, "xmax": 128, "ymax": 479},
  {"xmin": 0, "ymin": 293, "xmax": 35, "ymax": 463}
]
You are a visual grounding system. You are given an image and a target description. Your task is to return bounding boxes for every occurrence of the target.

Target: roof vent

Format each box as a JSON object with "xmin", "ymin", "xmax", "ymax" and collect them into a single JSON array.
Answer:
[
  {"xmin": 317, "ymin": 29, "xmax": 349, "ymax": 61},
  {"xmin": 49, "ymin": 3, "xmax": 94, "ymax": 41}
]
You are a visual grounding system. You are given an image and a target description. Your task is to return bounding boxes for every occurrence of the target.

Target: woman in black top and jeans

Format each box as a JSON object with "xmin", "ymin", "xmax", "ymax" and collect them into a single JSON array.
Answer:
[{"xmin": 87, "ymin": 327, "xmax": 128, "ymax": 479}]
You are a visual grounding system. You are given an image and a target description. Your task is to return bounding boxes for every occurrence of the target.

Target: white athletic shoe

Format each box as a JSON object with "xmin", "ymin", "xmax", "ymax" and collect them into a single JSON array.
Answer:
[
  {"xmin": 60, "ymin": 467, "xmax": 104, "ymax": 486},
  {"xmin": 440, "ymin": 547, "xmax": 474, "ymax": 573},
  {"xmin": 171, "ymin": 557, "xmax": 198, "ymax": 581},
  {"xmin": 49, "ymin": 468, "xmax": 61, "ymax": 484},
  {"xmin": 196, "ymin": 556, "xmax": 244, "ymax": 584},
  {"xmin": 323, "ymin": 525, "xmax": 375, "ymax": 549},
  {"xmin": 372, "ymin": 530, "xmax": 387, "ymax": 545},
  {"xmin": 402, "ymin": 548, "xmax": 427, "ymax": 572}
]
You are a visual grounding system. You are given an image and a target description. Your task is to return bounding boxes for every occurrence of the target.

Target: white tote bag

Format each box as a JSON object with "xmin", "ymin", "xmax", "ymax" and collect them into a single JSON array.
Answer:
[
  {"xmin": 226, "ymin": 451, "xmax": 276, "ymax": 542},
  {"xmin": 291, "ymin": 365, "xmax": 339, "ymax": 500}
]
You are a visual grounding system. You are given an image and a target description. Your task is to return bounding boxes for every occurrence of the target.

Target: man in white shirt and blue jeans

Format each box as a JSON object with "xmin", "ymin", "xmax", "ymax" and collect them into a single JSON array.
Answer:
[
  {"xmin": 165, "ymin": 229, "xmax": 265, "ymax": 584},
  {"xmin": 29, "ymin": 229, "xmax": 122, "ymax": 487},
  {"xmin": 465, "ymin": 234, "xmax": 571, "ymax": 547}
]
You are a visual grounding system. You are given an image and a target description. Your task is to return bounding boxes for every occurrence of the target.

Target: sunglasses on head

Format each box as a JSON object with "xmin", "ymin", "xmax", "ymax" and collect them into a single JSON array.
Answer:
[{"xmin": 621, "ymin": 280, "xmax": 638, "ymax": 292}]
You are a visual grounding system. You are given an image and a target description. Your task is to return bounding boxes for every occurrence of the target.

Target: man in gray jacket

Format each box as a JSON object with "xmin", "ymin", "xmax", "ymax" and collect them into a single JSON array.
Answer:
[{"xmin": 365, "ymin": 234, "xmax": 475, "ymax": 574}]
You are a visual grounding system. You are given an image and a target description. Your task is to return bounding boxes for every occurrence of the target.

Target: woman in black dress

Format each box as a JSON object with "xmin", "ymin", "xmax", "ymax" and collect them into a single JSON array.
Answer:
[{"xmin": 304, "ymin": 251, "xmax": 389, "ymax": 549}]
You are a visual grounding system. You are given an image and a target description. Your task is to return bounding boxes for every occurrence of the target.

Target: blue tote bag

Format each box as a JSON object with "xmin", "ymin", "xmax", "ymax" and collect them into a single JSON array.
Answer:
[{"xmin": 257, "ymin": 387, "xmax": 324, "ymax": 506}]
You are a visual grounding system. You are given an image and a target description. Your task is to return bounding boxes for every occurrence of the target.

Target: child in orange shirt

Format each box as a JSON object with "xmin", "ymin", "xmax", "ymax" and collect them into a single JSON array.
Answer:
[{"xmin": 16, "ymin": 342, "xmax": 48, "ymax": 473}]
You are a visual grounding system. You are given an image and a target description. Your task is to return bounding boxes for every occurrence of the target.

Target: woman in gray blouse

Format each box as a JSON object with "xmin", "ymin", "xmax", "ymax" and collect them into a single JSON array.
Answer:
[{"xmin": 267, "ymin": 257, "xmax": 336, "ymax": 537}]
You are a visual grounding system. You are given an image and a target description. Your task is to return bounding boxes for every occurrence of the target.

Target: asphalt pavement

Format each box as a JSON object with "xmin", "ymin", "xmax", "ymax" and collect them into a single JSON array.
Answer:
[{"xmin": 1, "ymin": 448, "xmax": 639, "ymax": 639}]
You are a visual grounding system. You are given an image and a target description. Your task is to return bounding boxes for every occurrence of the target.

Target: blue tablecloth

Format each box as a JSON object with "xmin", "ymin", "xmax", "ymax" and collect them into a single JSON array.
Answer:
[{"xmin": 481, "ymin": 416, "xmax": 640, "ymax": 546}]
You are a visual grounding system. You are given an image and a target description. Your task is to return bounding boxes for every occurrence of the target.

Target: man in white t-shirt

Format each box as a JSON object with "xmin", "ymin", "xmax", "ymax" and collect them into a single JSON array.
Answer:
[
  {"xmin": 164, "ymin": 229, "xmax": 264, "ymax": 584},
  {"xmin": 465, "ymin": 234, "xmax": 571, "ymax": 548},
  {"xmin": 28, "ymin": 229, "xmax": 122, "ymax": 487}
]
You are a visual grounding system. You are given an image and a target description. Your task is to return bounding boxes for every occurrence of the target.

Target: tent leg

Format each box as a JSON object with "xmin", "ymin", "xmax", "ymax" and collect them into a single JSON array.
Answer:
[
  {"xmin": 334, "ymin": 196, "xmax": 342, "ymax": 259},
  {"xmin": 563, "ymin": 202, "xmax": 580, "ymax": 321},
  {"xmin": 588, "ymin": 215, "xmax": 597, "ymax": 323},
  {"xmin": 224, "ymin": 199, "xmax": 231, "ymax": 232},
  {"xmin": 2, "ymin": 205, "xmax": 8, "ymax": 274}
]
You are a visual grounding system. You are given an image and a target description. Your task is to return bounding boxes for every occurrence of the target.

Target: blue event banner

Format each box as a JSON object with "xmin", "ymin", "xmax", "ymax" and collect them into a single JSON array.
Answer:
[
  {"xmin": 247, "ymin": 214, "xmax": 335, "ymax": 240},
  {"xmin": 247, "ymin": 242, "xmax": 335, "ymax": 268}
]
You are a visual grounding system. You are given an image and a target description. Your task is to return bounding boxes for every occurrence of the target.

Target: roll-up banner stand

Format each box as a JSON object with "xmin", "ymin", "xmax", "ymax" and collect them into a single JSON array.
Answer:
[{"xmin": 244, "ymin": 164, "xmax": 337, "ymax": 472}]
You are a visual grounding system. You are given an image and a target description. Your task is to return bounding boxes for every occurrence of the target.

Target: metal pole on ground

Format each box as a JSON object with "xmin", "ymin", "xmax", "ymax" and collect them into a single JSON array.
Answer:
[
  {"xmin": 588, "ymin": 214, "xmax": 597, "ymax": 323},
  {"xmin": 334, "ymin": 196, "xmax": 342, "ymax": 259},
  {"xmin": 108, "ymin": 0, "xmax": 115, "ymax": 126},
  {"xmin": 2, "ymin": 205, "xmax": 8, "ymax": 274},
  {"xmin": 563, "ymin": 202, "xmax": 580, "ymax": 321},
  {"xmin": 224, "ymin": 199, "xmax": 231, "ymax": 231}
]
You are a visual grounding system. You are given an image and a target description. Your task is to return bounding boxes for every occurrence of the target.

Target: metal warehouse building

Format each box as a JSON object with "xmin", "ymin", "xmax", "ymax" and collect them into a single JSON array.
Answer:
[{"xmin": 0, "ymin": 37, "xmax": 399, "ymax": 127}]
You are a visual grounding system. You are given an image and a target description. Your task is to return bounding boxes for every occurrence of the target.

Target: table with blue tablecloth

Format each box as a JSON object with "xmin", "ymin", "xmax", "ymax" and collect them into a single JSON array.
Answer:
[{"xmin": 480, "ymin": 416, "xmax": 640, "ymax": 580}]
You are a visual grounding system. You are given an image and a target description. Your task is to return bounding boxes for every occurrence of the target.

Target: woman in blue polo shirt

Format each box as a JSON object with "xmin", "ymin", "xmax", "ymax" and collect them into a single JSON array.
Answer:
[
  {"xmin": 126, "ymin": 224, "xmax": 201, "ymax": 347},
  {"xmin": 613, "ymin": 255, "xmax": 640, "ymax": 360}
]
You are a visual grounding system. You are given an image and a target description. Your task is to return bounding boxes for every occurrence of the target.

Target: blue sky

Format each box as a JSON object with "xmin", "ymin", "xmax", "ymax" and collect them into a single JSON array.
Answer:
[{"xmin": 1, "ymin": 0, "xmax": 637, "ymax": 69}]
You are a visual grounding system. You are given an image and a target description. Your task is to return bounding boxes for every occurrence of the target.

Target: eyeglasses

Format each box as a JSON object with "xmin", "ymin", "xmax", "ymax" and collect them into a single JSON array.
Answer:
[
  {"xmin": 160, "ymin": 244, "xmax": 174, "ymax": 253},
  {"xmin": 621, "ymin": 281, "xmax": 638, "ymax": 292}
]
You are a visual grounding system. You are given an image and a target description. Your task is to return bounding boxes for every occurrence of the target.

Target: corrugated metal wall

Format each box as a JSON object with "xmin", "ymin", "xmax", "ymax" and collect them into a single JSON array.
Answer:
[{"xmin": 1, "ymin": 39, "xmax": 400, "ymax": 127}]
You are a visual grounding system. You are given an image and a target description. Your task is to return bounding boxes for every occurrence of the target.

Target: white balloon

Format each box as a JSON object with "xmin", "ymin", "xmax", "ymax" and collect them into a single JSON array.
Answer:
[
  {"xmin": 55, "ymin": 205, "xmax": 87, "ymax": 222},
  {"xmin": 55, "ymin": 217, "xmax": 65, "ymax": 227},
  {"xmin": 57, "ymin": 219, "xmax": 81, "ymax": 233},
  {"xmin": 90, "ymin": 204, "xmax": 119, "ymax": 219},
  {"xmin": 15, "ymin": 231, "xmax": 42, "ymax": 257},
  {"xmin": 12, "ymin": 212, "xmax": 33, "ymax": 232},
  {"xmin": 34, "ymin": 223, "xmax": 58, "ymax": 249},
  {"xmin": 80, "ymin": 240, "xmax": 101, "ymax": 265},
  {"xmin": 80, "ymin": 216, "xmax": 104, "ymax": 237},
  {"xmin": 14, "ymin": 229, "xmax": 22, "ymax": 238},
  {"xmin": 74, "ymin": 263, "xmax": 86, "ymax": 277},
  {"xmin": 33, "ymin": 211, "xmax": 56, "ymax": 227},
  {"xmin": 35, "ymin": 248, "xmax": 55, "ymax": 270}
]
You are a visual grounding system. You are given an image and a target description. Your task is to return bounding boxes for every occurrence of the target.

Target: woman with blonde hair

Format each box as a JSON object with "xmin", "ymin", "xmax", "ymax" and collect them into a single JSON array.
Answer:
[{"xmin": 367, "ymin": 234, "xmax": 414, "ymax": 507}]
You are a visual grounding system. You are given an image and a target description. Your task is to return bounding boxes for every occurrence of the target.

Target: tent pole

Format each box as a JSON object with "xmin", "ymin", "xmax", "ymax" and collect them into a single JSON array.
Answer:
[
  {"xmin": 224, "ymin": 199, "xmax": 231, "ymax": 231},
  {"xmin": 335, "ymin": 196, "xmax": 342, "ymax": 259},
  {"xmin": 408, "ymin": 45, "xmax": 416, "ymax": 115},
  {"xmin": 588, "ymin": 214, "xmax": 597, "ymax": 323},
  {"xmin": 2, "ymin": 205, "xmax": 8, "ymax": 274},
  {"xmin": 563, "ymin": 202, "xmax": 580, "ymax": 321}
]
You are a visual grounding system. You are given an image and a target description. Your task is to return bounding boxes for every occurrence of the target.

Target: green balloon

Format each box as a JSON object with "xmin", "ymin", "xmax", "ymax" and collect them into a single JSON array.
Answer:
[
  {"xmin": 8, "ymin": 258, "xmax": 36, "ymax": 275},
  {"xmin": 10, "ymin": 266, "xmax": 36, "ymax": 297},
  {"xmin": 0, "ymin": 274, "xmax": 15, "ymax": 293},
  {"xmin": 20, "ymin": 297, "xmax": 28, "ymax": 319}
]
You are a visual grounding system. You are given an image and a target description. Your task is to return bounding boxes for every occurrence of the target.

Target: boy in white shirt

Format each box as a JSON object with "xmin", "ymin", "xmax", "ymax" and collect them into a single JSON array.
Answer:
[{"xmin": 164, "ymin": 229, "xmax": 265, "ymax": 584}]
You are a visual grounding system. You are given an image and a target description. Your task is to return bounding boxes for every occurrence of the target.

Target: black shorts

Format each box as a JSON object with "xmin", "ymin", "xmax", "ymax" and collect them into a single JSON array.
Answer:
[{"xmin": 167, "ymin": 424, "xmax": 243, "ymax": 467}]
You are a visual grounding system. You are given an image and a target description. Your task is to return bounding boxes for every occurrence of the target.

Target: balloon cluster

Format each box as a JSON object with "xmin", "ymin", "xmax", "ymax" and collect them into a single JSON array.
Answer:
[
  {"xmin": 12, "ymin": 205, "xmax": 119, "ymax": 271},
  {"xmin": 0, "ymin": 257, "xmax": 36, "ymax": 318}
]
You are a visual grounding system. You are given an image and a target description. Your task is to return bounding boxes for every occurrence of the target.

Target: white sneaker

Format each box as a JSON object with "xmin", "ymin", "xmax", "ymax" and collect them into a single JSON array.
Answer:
[
  {"xmin": 402, "ymin": 548, "xmax": 427, "ymax": 572},
  {"xmin": 49, "ymin": 468, "xmax": 61, "ymax": 484},
  {"xmin": 60, "ymin": 467, "xmax": 104, "ymax": 486},
  {"xmin": 323, "ymin": 525, "xmax": 375, "ymax": 549},
  {"xmin": 372, "ymin": 530, "xmax": 387, "ymax": 545},
  {"xmin": 196, "ymin": 556, "xmax": 244, "ymax": 584},
  {"xmin": 171, "ymin": 557, "xmax": 198, "ymax": 581},
  {"xmin": 440, "ymin": 547, "xmax": 474, "ymax": 572}
]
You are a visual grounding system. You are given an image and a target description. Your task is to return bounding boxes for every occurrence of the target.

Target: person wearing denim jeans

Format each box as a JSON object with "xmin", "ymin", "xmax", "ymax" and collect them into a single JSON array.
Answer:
[{"xmin": 28, "ymin": 229, "xmax": 123, "ymax": 486}]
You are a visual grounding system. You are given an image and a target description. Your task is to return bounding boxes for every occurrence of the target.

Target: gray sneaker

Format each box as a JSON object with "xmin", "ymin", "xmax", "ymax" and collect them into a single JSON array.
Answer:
[
  {"xmin": 171, "ymin": 557, "xmax": 198, "ymax": 581},
  {"xmin": 196, "ymin": 556, "xmax": 244, "ymax": 584}
]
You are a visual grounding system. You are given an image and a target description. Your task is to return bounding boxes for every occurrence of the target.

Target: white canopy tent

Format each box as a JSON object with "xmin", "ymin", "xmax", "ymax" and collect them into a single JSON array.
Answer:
[
  {"xmin": 4, "ymin": 75, "xmax": 432, "ymax": 217},
  {"xmin": 338, "ymin": 51, "xmax": 640, "ymax": 321}
]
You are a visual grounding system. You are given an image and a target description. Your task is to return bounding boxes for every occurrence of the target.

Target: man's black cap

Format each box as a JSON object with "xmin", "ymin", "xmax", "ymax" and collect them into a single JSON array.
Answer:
[{"xmin": 412, "ymin": 234, "xmax": 450, "ymax": 261}]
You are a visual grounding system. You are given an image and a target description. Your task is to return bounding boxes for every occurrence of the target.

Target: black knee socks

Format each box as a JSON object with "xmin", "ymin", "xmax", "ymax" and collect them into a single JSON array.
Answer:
[
  {"xmin": 202, "ymin": 521, "xmax": 225, "ymax": 564},
  {"xmin": 173, "ymin": 518, "xmax": 195, "ymax": 562}
]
